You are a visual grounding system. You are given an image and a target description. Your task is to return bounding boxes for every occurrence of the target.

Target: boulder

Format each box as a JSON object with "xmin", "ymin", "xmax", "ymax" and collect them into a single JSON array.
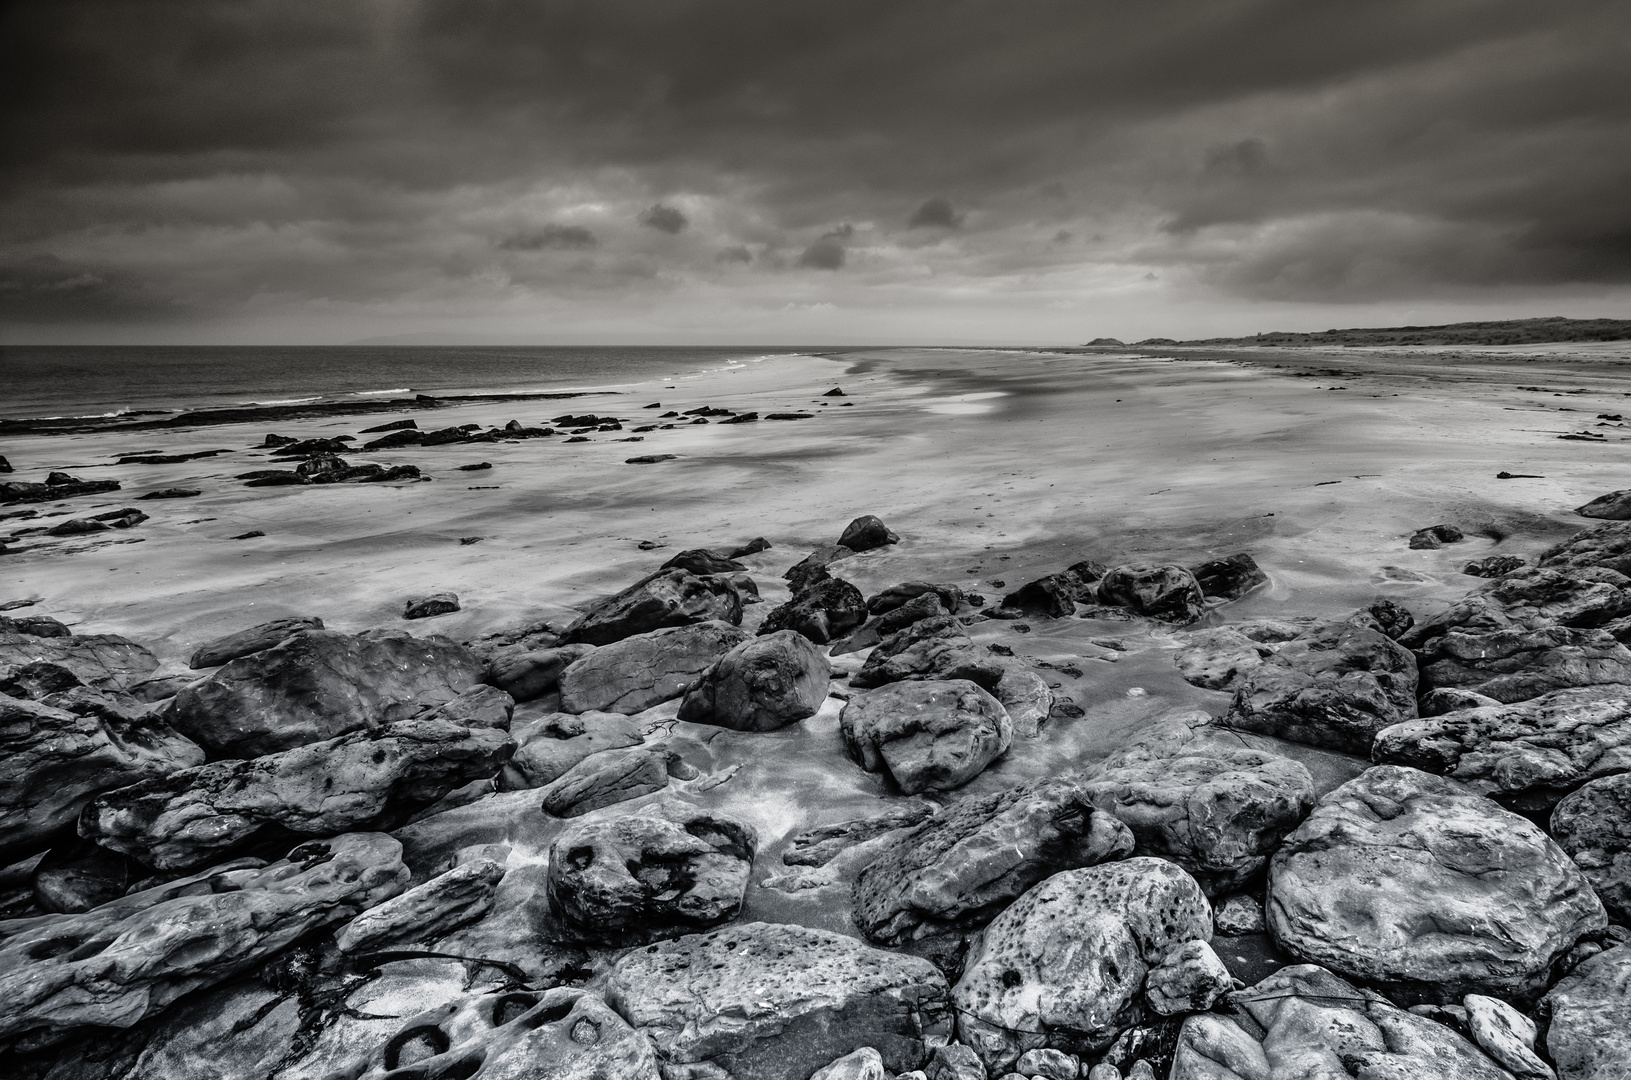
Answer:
[
  {"xmin": 0, "ymin": 832, "xmax": 409, "ymax": 1052},
  {"xmin": 1213, "ymin": 895, "xmax": 1265, "ymax": 936},
  {"xmin": 0, "ymin": 691, "xmax": 204, "ymax": 864},
  {"xmin": 1551, "ymin": 771, "xmax": 1631, "ymax": 923},
  {"xmin": 0, "ymin": 614, "xmax": 69, "ymax": 637},
  {"xmin": 0, "ymin": 631, "xmax": 157, "ymax": 691},
  {"xmin": 1411, "ymin": 524, "xmax": 1466, "ymax": 549},
  {"xmin": 875, "ymin": 590, "xmax": 951, "ymax": 635},
  {"xmin": 1078, "ymin": 714, "xmax": 1314, "ymax": 894},
  {"xmin": 1222, "ymin": 611, "xmax": 1418, "ymax": 754},
  {"xmin": 165, "ymin": 628, "xmax": 486, "ymax": 758},
  {"xmin": 759, "ymin": 577, "xmax": 868, "ymax": 644},
  {"xmin": 560, "ymin": 569, "xmax": 743, "ymax": 647},
  {"xmin": 1097, "ymin": 564, "xmax": 1208, "ymax": 623},
  {"xmin": 187, "ymin": 616, "xmax": 324, "ymax": 669},
  {"xmin": 677, "ymin": 630, "xmax": 831, "ymax": 732},
  {"xmin": 501, "ymin": 710, "xmax": 645, "ymax": 790},
  {"xmin": 1577, "ymin": 490, "xmax": 1631, "ymax": 520},
  {"xmin": 926, "ymin": 1043, "xmax": 986, "ymax": 1080},
  {"xmin": 1372, "ymin": 687, "xmax": 1631, "ymax": 812},
  {"xmin": 995, "ymin": 666, "xmax": 1054, "ymax": 738},
  {"xmin": 1267, "ymin": 765, "xmax": 1606, "ymax": 1002},
  {"xmin": 82, "ymin": 688, "xmax": 515, "ymax": 870},
  {"xmin": 852, "ymin": 617, "xmax": 993, "ymax": 690},
  {"xmin": 1170, "ymin": 964, "xmax": 1524, "ymax": 1080},
  {"xmin": 1540, "ymin": 520, "xmax": 1631, "ymax": 577},
  {"xmin": 341, "ymin": 987, "xmax": 662, "ymax": 1080},
  {"xmin": 868, "ymin": 582, "xmax": 965, "ymax": 616},
  {"xmin": 560, "ymin": 621, "xmax": 747, "ymax": 714},
  {"xmin": 546, "ymin": 807, "xmax": 755, "ymax": 945},
  {"xmin": 1144, "ymin": 939, "xmax": 1233, "ymax": 1017},
  {"xmin": 1411, "ymin": 624, "xmax": 1631, "ymax": 704},
  {"xmin": 661, "ymin": 548, "xmax": 748, "ymax": 575},
  {"xmin": 852, "ymin": 779, "xmax": 1134, "ymax": 945},
  {"xmin": 784, "ymin": 544, "xmax": 853, "ymax": 593},
  {"xmin": 840, "ymin": 680, "xmax": 1013, "ymax": 794},
  {"xmin": 953, "ymin": 858, "xmax": 1213, "ymax": 1072},
  {"xmin": 814, "ymin": 1047, "xmax": 888, "ymax": 1080},
  {"xmin": 335, "ymin": 858, "xmax": 507, "ymax": 954},
  {"xmin": 485, "ymin": 642, "xmax": 596, "ymax": 702},
  {"xmin": 1544, "ymin": 943, "xmax": 1631, "ymax": 1080},
  {"xmin": 1463, "ymin": 994, "xmax": 1551, "ymax": 1080},
  {"xmin": 538, "ymin": 746, "xmax": 671, "ymax": 817},
  {"xmin": 1189, "ymin": 554, "xmax": 1268, "ymax": 601},
  {"xmin": 1466, "ymin": 555, "xmax": 1529, "ymax": 578},
  {"xmin": 404, "ymin": 592, "xmax": 461, "ymax": 619},
  {"xmin": 1420, "ymin": 686, "xmax": 1505, "ymax": 715},
  {"xmin": 839, "ymin": 515, "xmax": 901, "ymax": 552},
  {"xmin": 605, "ymin": 921, "xmax": 952, "ymax": 1080},
  {"xmin": 1172, "ymin": 621, "xmax": 1304, "ymax": 692},
  {"xmin": 1016, "ymin": 1048, "xmax": 1080, "ymax": 1080},
  {"xmin": 1404, "ymin": 566, "xmax": 1631, "ymax": 642},
  {"xmin": 1001, "ymin": 564, "xmax": 1101, "ymax": 617}
]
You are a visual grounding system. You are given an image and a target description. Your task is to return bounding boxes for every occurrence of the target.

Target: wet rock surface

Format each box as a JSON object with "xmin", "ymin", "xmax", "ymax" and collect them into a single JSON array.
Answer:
[{"xmin": 841, "ymin": 679, "xmax": 1013, "ymax": 794}]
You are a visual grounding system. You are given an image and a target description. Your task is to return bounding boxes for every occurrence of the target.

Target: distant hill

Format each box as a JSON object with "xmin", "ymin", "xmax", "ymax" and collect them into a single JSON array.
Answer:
[{"xmin": 1097, "ymin": 317, "xmax": 1631, "ymax": 348}]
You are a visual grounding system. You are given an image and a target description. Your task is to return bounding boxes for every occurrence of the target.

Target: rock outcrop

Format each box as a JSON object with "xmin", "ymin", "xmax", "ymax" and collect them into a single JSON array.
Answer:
[
  {"xmin": 0, "ymin": 631, "xmax": 158, "ymax": 691},
  {"xmin": 335, "ymin": 858, "xmax": 507, "ymax": 954},
  {"xmin": 1577, "ymin": 490, "xmax": 1631, "ymax": 520},
  {"xmin": 559, "ymin": 569, "xmax": 743, "ymax": 647},
  {"xmin": 165, "ymin": 628, "xmax": 486, "ymax": 758},
  {"xmin": 1540, "ymin": 519, "xmax": 1631, "ymax": 576},
  {"xmin": 187, "ymin": 616, "xmax": 324, "ymax": 669},
  {"xmin": 547, "ymin": 807, "xmax": 755, "ymax": 945},
  {"xmin": 841, "ymin": 679, "xmax": 1013, "ymax": 794},
  {"xmin": 605, "ymin": 921, "xmax": 951, "ymax": 1080},
  {"xmin": 1550, "ymin": 771, "xmax": 1631, "ymax": 923},
  {"xmin": 853, "ymin": 780, "xmax": 1134, "ymax": 945},
  {"xmin": 677, "ymin": 630, "xmax": 830, "ymax": 731},
  {"xmin": 1267, "ymin": 765, "xmax": 1606, "ymax": 1002},
  {"xmin": 559, "ymin": 620, "xmax": 748, "ymax": 714},
  {"xmin": 1544, "ymin": 943, "xmax": 1631, "ymax": 1080}
]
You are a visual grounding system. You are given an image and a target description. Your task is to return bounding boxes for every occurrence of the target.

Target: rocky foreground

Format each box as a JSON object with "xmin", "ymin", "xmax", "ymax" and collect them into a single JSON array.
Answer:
[{"xmin": 7, "ymin": 493, "xmax": 1631, "ymax": 1080}]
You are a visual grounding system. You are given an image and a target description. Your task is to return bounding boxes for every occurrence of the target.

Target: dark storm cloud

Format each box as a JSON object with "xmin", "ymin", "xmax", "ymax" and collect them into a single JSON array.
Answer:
[
  {"xmin": 2, "ymin": 0, "xmax": 1629, "ymax": 332},
  {"xmin": 0, "ymin": 255, "xmax": 178, "ymax": 322}
]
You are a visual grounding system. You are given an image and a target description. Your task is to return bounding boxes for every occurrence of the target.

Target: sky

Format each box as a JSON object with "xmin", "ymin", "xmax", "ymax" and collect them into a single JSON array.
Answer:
[{"xmin": 1, "ymin": 0, "xmax": 1629, "ymax": 345}]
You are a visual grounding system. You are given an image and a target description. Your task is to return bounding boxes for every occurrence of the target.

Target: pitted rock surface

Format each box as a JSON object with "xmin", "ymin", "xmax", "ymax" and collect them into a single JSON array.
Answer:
[
  {"xmin": 841, "ymin": 679, "xmax": 1013, "ymax": 794},
  {"xmin": 1550, "ymin": 771, "xmax": 1631, "ymax": 924},
  {"xmin": 1267, "ymin": 765, "xmax": 1606, "ymax": 1002},
  {"xmin": 559, "ymin": 621, "xmax": 748, "ymax": 715},
  {"xmin": 605, "ymin": 921, "xmax": 951, "ymax": 1080},
  {"xmin": 1544, "ymin": 943, "xmax": 1631, "ymax": 1080},
  {"xmin": 853, "ymin": 779, "xmax": 1133, "ymax": 946},
  {"xmin": 953, "ymin": 858, "xmax": 1213, "ymax": 1073}
]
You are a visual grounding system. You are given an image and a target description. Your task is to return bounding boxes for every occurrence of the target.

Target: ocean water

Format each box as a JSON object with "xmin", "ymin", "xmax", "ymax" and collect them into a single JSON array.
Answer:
[{"xmin": 0, "ymin": 345, "xmax": 817, "ymax": 420}]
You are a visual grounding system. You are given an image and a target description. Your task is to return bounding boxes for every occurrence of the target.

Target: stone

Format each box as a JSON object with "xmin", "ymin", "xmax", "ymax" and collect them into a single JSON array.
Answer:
[
  {"xmin": 0, "ymin": 832, "xmax": 409, "ymax": 1052},
  {"xmin": 1170, "ymin": 964, "xmax": 1523, "ymax": 1080},
  {"xmin": 1078, "ymin": 714, "xmax": 1314, "ymax": 894},
  {"xmin": 1412, "ymin": 624, "xmax": 1631, "ymax": 704},
  {"xmin": 841, "ymin": 680, "xmax": 1013, "ymax": 794},
  {"xmin": 1466, "ymin": 555, "xmax": 1529, "ymax": 577},
  {"xmin": 953, "ymin": 858, "xmax": 1213, "ymax": 1072},
  {"xmin": 82, "ymin": 688, "xmax": 515, "ymax": 870},
  {"xmin": 1420, "ymin": 686, "xmax": 1506, "ymax": 715},
  {"xmin": 927, "ymin": 1043, "xmax": 987, "ymax": 1080},
  {"xmin": 1367, "ymin": 595, "xmax": 1417, "ymax": 639},
  {"xmin": 1144, "ymin": 939, "xmax": 1232, "ymax": 1016},
  {"xmin": 538, "ymin": 746, "xmax": 670, "ymax": 817},
  {"xmin": 1189, "ymin": 554, "xmax": 1268, "ymax": 601},
  {"xmin": 760, "ymin": 576, "xmax": 868, "ymax": 644},
  {"xmin": 1087, "ymin": 1066, "xmax": 1120, "ymax": 1080},
  {"xmin": 677, "ymin": 630, "xmax": 831, "ymax": 731},
  {"xmin": 404, "ymin": 592, "xmax": 461, "ymax": 619},
  {"xmin": 0, "ymin": 613, "xmax": 69, "ymax": 637},
  {"xmin": 852, "ymin": 779, "xmax": 1134, "ymax": 946},
  {"xmin": 1001, "ymin": 566, "xmax": 1099, "ymax": 617},
  {"xmin": 1172, "ymin": 620, "xmax": 1305, "ymax": 692},
  {"xmin": 1212, "ymin": 894, "xmax": 1265, "ymax": 936},
  {"xmin": 560, "ymin": 621, "xmax": 747, "ymax": 714},
  {"xmin": 547, "ymin": 807, "xmax": 754, "ymax": 946},
  {"xmin": 1097, "ymin": 564, "xmax": 1208, "ymax": 623},
  {"xmin": 605, "ymin": 921, "xmax": 952, "ymax": 1080},
  {"xmin": 784, "ymin": 544, "xmax": 852, "ymax": 593},
  {"xmin": 1551, "ymin": 771, "xmax": 1631, "ymax": 923},
  {"xmin": 165, "ymin": 628, "xmax": 486, "ymax": 758},
  {"xmin": 501, "ymin": 710, "xmax": 645, "ymax": 789},
  {"xmin": 1016, "ymin": 1048, "xmax": 1079, "ymax": 1080},
  {"xmin": 1406, "ymin": 566, "xmax": 1631, "ymax": 642},
  {"xmin": 0, "ymin": 691, "xmax": 203, "ymax": 864},
  {"xmin": 1222, "ymin": 611, "xmax": 1418, "ymax": 754},
  {"xmin": 1463, "ymin": 994, "xmax": 1552, "ymax": 1079},
  {"xmin": 852, "ymin": 617, "xmax": 993, "ymax": 689},
  {"xmin": 813, "ymin": 1046, "xmax": 888, "ymax": 1080},
  {"xmin": 1541, "ymin": 520, "xmax": 1631, "ymax": 576},
  {"xmin": 876, "ymin": 590, "xmax": 951, "ymax": 635},
  {"xmin": 560, "ymin": 569, "xmax": 743, "ymax": 647},
  {"xmin": 342, "ymin": 986, "xmax": 662, "ymax": 1080},
  {"xmin": 486, "ymin": 643, "xmax": 596, "ymax": 702},
  {"xmin": 0, "ymin": 478, "xmax": 120, "ymax": 504},
  {"xmin": 1373, "ymin": 687, "xmax": 1631, "ymax": 812},
  {"xmin": 1544, "ymin": 943, "xmax": 1631, "ymax": 1080},
  {"xmin": 335, "ymin": 858, "xmax": 507, "ymax": 954},
  {"xmin": 782, "ymin": 801, "xmax": 938, "ymax": 867},
  {"xmin": 0, "ymin": 631, "xmax": 158, "ymax": 692},
  {"xmin": 995, "ymin": 666, "xmax": 1054, "ymax": 738},
  {"xmin": 839, "ymin": 514, "xmax": 900, "ymax": 552},
  {"xmin": 1578, "ymin": 490, "xmax": 1631, "ymax": 520},
  {"xmin": 1411, "ymin": 524, "xmax": 1466, "ymax": 549},
  {"xmin": 868, "ymin": 582, "xmax": 965, "ymax": 616},
  {"xmin": 186, "ymin": 616, "xmax": 324, "ymax": 669},
  {"xmin": 1267, "ymin": 765, "xmax": 1606, "ymax": 1002},
  {"xmin": 661, "ymin": 548, "xmax": 748, "ymax": 575}
]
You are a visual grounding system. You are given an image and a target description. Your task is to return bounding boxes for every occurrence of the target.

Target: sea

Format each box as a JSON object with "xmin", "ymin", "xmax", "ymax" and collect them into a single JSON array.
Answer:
[{"xmin": 0, "ymin": 345, "xmax": 822, "ymax": 421}]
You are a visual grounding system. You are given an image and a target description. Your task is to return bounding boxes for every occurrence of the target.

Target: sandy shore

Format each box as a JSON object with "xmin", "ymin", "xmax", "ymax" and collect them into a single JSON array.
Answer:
[{"xmin": 5, "ymin": 341, "xmax": 1631, "ymax": 948}]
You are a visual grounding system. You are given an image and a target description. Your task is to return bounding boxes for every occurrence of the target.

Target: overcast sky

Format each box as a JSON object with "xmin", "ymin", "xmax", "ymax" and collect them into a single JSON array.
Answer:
[{"xmin": 2, "ymin": 0, "xmax": 1628, "ymax": 344}]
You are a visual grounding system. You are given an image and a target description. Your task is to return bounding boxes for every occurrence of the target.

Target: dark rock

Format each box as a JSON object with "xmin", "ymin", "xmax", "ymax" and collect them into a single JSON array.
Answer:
[
  {"xmin": 1410, "ymin": 524, "xmax": 1466, "ymax": 549},
  {"xmin": 1577, "ymin": 490, "xmax": 1631, "ymax": 520},
  {"xmin": 1418, "ymin": 686, "xmax": 1505, "ymax": 715},
  {"xmin": 242, "ymin": 471, "xmax": 307, "ymax": 487},
  {"xmin": 46, "ymin": 516, "xmax": 111, "ymax": 536},
  {"xmin": 1097, "ymin": 564, "xmax": 1208, "ymax": 622},
  {"xmin": 1001, "ymin": 566, "xmax": 1098, "ymax": 617},
  {"xmin": 485, "ymin": 643, "xmax": 596, "ymax": 702},
  {"xmin": 824, "ymin": 387, "xmax": 846, "ymax": 397},
  {"xmin": 1552, "ymin": 772, "xmax": 1631, "ymax": 924},
  {"xmin": 625, "ymin": 454, "xmax": 677, "ymax": 463},
  {"xmin": 720, "ymin": 411, "xmax": 759, "ymax": 424},
  {"xmin": 136, "ymin": 488, "xmax": 201, "ymax": 500},
  {"xmin": 82, "ymin": 687, "xmax": 514, "ymax": 870},
  {"xmin": 456, "ymin": 461, "xmax": 492, "ymax": 471},
  {"xmin": 31, "ymin": 837, "xmax": 140, "ymax": 914},
  {"xmin": 726, "ymin": 536, "xmax": 771, "ymax": 558},
  {"xmin": 866, "ymin": 581, "xmax": 964, "ymax": 615},
  {"xmin": 547, "ymin": 807, "xmax": 755, "ymax": 945},
  {"xmin": 840, "ymin": 679, "xmax": 1013, "ymax": 794},
  {"xmin": 231, "ymin": 530, "xmax": 264, "ymax": 539},
  {"xmin": 0, "ymin": 631, "xmax": 158, "ymax": 691},
  {"xmin": 0, "ymin": 832, "xmax": 408, "ymax": 1052},
  {"xmin": 0, "ymin": 455, "xmax": 9, "ymax": 472},
  {"xmin": 187, "ymin": 616, "xmax": 324, "ymax": 669},
  {"xmin": 270, "ymin": 437, "xmax": 352, "ymax": 457},
  {"xmin": 783, "ymin": 543, "xmax": 854, "ymax": 593},
  {"xmin": 359, "ymin": 418, "xmax": 418, "ymax": 433},
  {"xmin": 1267, "ymin": 765, "xmax": 1605, "ymax": 1003},
  {"xmin": 759, "ymin": 576, "xmax": 867, "ymax": 643},
  {"xmin": 678, "ymin": 630, "xmax": 831, "ymax": 731},
  {"xmin": 559, "ymin": 568, "xmax": 742, "ymax": 647},
  {"xmin": 1189, "ymin": 553, "xmax": 1269, "ymax": 601},
  {"xmin": 659, "ymin": 548, "xmax": 747, "ymax": 575},
  {"xmin": 1366, "ymin": 595, "xmax": 1415, "ymax": 639},
  {"xmin": 782, "ymin": 802, "xmax": 937, "ymax": 868},
  {"xmin": 1222, "ymin": 611, "xmax": 1418, "ymax": 754},
  {"xmin": 852, "ymin": 779, "xmax": 1134, "ymax": 945},
  {"xmin": 362, "ymin": 428, "xmax": 423, "ymax": 449},
  {"xmin": 165, "ymin": 628, "xmax": 485, "ymax": 758},
  {"xmin": 334, "ymin": 858, "xmax": 507, "ymax": 953},
  {"xmin": 1464, "ymin": 554, "xmax": 1528, "ymax": 577},
  {"xmin": 874, "ymin": 590, "xmax": 950, "ymax": 634},
  {"xmin": 404, "ymin": 592, "xmax": 461, "ymax": 619},
  {"xmin": 1540, "ymin": 519, "xmax": 1631, "ymax": 576},
  {"xmin": 766, "ymin": 412, "xmax": 815, "ymax": 420},
  {"xmin": 606, "ymin": 921, "xmax": 952, "ymax": 1080},
  {"xmin": 1413, "ymin": 623, "xmax": 1631, "ymax": 704},
  {"xmin": 262, "ymin": 433, "xmax": 298, "ymax": 446},
  {"xmin": 839, "ymin": 515, "xmax": 900, "ymax": 552},
  {"xmin": 0, "ymin": 614, "xmax": 69, "ymax": 638},
  {"xmin": 295, "ymin": 452, "xmax": 347, "ymax": 477},
  {"xmin": 419, "ymin": 426, "xmax": 471, "ymax": 446},
  {"xmin": 0, "ymin": 479, "xmax": 121, "ymax": 504},
  {"xmin": 559, "ymin": 621, "xmax": 747, "ymax": 715},
  {"xmin": 538, "ymin": 746, "xmax": 671, "ymax": 817}
]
